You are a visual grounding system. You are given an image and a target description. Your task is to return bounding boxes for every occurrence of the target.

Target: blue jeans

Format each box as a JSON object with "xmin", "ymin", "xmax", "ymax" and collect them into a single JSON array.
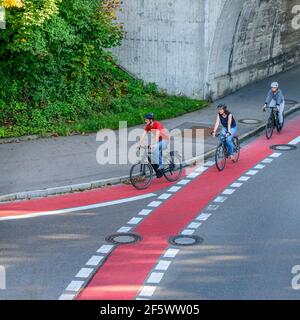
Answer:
[
  {"xmin": 152, "ymin": 140, "xmax": 169, "ymax": 168},
  {"xmin": 221, "ymin": 127, "xmax": 237, "ymax": 156}
]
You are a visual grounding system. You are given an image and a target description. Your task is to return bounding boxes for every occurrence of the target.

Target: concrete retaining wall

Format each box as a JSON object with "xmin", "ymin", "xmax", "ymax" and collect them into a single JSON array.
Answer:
[{"xmin": 112, "ymin": 0, "xmax": 300, "ymax": 100}]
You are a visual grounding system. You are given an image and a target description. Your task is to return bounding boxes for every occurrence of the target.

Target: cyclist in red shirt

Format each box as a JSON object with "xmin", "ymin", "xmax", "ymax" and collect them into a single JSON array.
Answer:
[{"xmin": 138, "ymin": 113, "xmax": 170, "ymax": 172}]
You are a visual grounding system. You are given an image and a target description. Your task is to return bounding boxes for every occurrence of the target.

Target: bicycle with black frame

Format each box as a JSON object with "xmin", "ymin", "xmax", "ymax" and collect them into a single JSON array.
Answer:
[
  {"xmin": 129, "ymin": 146, "xmax": 183, "ymax": 190},
  {"xmin": 212, "ymin": 131, "xmax": 240, "ymax": 172},
  {"xmin": 264, "ymin": 106, "xmax": 285, "ymax": 140}
]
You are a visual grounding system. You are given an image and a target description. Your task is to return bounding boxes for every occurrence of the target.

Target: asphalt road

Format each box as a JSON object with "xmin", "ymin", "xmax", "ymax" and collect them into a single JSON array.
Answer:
[
  {"xmin": 152, "ymin": 138, "xmax": 300, "ymax": 300},
  {"xmin": 0, "ymin": 112, "xmax": 300, "ymax": 300}
]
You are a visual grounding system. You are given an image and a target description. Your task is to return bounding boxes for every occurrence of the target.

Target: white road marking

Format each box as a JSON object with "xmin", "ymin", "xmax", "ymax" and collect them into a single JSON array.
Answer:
[
  {"xmin": 262, "ymin": 158, "xmax": 273, "ymax": 163},
  {"xmin": 136, "ymin": 298, "xmax": 150, "ymax": 300},
  {"xmin": 97, "ymin": 244, "xmax": 114, "ymax": 254},
  {"xmin": 138, "ymin": 209, "xmax": 152, "ymax": 216},
  {"xmin": 147, "ymin": 272, "xmax": 164, "ymax": 284},
  {"xmin": 168, "ymin": 186, "xmax": 182, "ymax": 193},
  {"xmin": 65, "ymin": 280, "xmax": 84, "ymax": 292},
  {"xmin": 177, "ymin": 179, "xmax": 190, "ymax": 185},
  {"xmin": 164, "ymin": 249, "xmax": 180, "ymax": 258},
  {"xmin": 238, "ymin": 176, "xmax": 251, "ymax": 182},
  {"xmin": 117, "ymin": 226, "xmax": 132, "ymax": 233},
  {"xmin": 128, "ymin": 217, "xmax": 143, "ymax": 225},
  {"xmin": 270, "ymin": 153, "xmax": 282, "ymax": 158},
  {"xmin": 139, "ymin": 286, "xmax": 157, "ymax": 297},
  {"xmin": 196, "ymin": 213, "xmax": 212, "ymax": 221},
  {"xmin": 254, "ymin": 164, "xmax": 265, "ymax": 170},
  {"xmin": 187, "ymin": 172, "xmax": 200, "ymax": 178},
  {"xmin": 59, "ymin": 294, "xmax": 76, "ymax": 300},
  {"xmin": 222, "ymin": 189, "xmax": 235, "ymax": 195},
  {"xmin": 187, "ymin": 222, "xmax": 202, "ymax": 229},
  {"xmin": 289, "ymin": 136, "xmax": 300, "ymax": 145},
  {"xmin": 246, "ymin": 170, "xmax": 259, "ymax": 176},
  {"xmin": 230, "ymin": 182, "xmax": 243, "ymax": 188},
  {"xmin": 181, "ymin": 229, "xmax": 195, "ymax": 235},
  {"xmin": 155, "ymin": 260, "xmax": 172, "ymax": 271},
  {"xmin": 76, "ymin": 268, "xmax": 94, "ymax": 279},
  {"xmin": 204, "ymin": 161, "xmax": 215, "ymax": 167},
  {"xmin": 195, "ymin": 166, "xmax": 208, "ymax": 173},
  {"xmin": 0, "ymin": 193, "xmax": 157, "ymax": 221},
  {"xmin": 148, "ymin": 201, "xmax": 162, "ymax": 208},
  {"xmin": 86, "ymin": 256, "xmax": 104, "ymax": 266},
  {"xmin": 207, "ymin": 205, "xmax": 219, "ymax": 211},
  {"xmin": 214, "ymin": 196, "xmax": 227, "ymax": 203},
  {"xmin": 158, "ymin": 193, "xmax": 172, "ymax": 200}
]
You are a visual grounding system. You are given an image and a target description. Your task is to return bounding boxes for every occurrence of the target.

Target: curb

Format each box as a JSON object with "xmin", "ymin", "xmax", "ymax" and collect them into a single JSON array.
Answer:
[{"xmin": 1, "ymin": 103, "xmax": 299, "ymax": 203}]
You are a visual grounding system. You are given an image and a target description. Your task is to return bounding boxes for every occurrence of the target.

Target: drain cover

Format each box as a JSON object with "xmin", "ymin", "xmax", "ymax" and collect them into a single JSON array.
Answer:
[
  {"xmin": 169, "ymin": 235, "xmax": 203, "ymax": 247},
  {"xmin": 106, "ymin": 233, "xmax": 142, "ymax": 245},
  {"xmin": 239, "ymin": 119, "xmax": 261, "ymax": 125},
  {"xmin": 270, "ymin": 144, "xmax": 297, "ymax": 151}
]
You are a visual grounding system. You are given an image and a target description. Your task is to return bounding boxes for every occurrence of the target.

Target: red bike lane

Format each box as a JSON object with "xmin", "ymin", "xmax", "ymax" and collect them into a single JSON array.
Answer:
[{"xmin": 77, "ymin": 114, "xmax": 300, "ymax": 300}]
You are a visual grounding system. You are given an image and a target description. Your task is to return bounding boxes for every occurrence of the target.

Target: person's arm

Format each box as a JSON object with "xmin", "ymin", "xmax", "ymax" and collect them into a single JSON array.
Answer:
[
  {"xmin": 263, "ymin": 90, "xmax": 272, "ymax": 111},
  {"xmin": 138, "ymin": 130, "xmax": 148, "ymax": 147},
  {"xmin": 227, "ymin": 114, "xmax": 232, "ymax": 135},
  {"xmin": 212, "ymin": 115, "xmax": 220, "ymax": 136}
]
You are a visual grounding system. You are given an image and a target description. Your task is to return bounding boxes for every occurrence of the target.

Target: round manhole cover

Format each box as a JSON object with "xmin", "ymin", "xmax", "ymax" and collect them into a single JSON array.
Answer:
[
  {"xmin": 270, "ymin": 144, "xmax": 297, "ymax": 151},
  {"xmin": 106, "ymin": 233, "xmax": 142, "ymax": 245},
  {"xmin": 169, "ymin": 235, "xmax": 203, "ymax": 247},
  {"xmin": 239, "ymin": 119, "xmax": 262, "ymax": 125}
]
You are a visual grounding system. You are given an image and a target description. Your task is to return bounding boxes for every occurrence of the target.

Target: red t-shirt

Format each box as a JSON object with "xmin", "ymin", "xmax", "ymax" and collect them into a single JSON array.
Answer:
[{"xmin": 145, "ymin": 121, "xmax": 170, "ymax": 141}]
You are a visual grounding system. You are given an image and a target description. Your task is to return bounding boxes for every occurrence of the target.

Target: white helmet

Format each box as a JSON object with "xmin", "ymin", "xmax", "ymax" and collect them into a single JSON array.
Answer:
[{"xmin": 271, "ymin": 82, "xmax": 279, "ymax": 89}]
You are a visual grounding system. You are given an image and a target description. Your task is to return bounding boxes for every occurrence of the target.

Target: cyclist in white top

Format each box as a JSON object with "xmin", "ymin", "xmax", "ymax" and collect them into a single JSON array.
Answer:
[{"xmin": 262, "ymin": 82, "xmax": 285, "ymax": 127}]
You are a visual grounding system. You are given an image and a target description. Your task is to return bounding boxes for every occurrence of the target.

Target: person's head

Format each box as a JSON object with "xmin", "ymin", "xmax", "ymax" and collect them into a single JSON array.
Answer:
[
  {"xmin": 145, "ymin": 113, "xmax": 154, "ymax": 125},
  {"xmin": 271, "ymin": 82, "xmax": 279, "ymax": 93},
  {"xmin": 217, "ymin": 104, "xmax": 229, "ymax": 116}
]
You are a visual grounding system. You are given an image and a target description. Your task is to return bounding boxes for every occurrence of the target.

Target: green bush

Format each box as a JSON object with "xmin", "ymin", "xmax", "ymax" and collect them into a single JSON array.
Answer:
[{"xmin": 0, "ymin": 0, "xmax": 208, "ymax": 138}]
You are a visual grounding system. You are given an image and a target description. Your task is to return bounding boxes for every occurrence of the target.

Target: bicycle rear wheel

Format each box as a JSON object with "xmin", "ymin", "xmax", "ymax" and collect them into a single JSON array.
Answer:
[
  {"xmin": 266, "ymin": 116, "xmax": 274, "ymax": 140},
  {"xmin": 130, "ymin": 162, "xmax": 153, "ymax": 190},
  {"xmin": 233, "ymin": 137, "xmax": 240, "ymax": 163},
  {"xmin": 163, "ymin": 152, "xmax": 183, "ymax": 182},
  {"xmin": 215, "ymin": 144, "xmax": 226, "ymax": 171}
]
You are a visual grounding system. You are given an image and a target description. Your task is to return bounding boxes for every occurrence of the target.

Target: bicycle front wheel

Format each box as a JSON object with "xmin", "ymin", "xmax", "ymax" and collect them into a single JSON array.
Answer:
[
  {"xmin": 163, "ymin": 152, "xmax": 183, "ymax": 182},
  {"xmin": 130, "ymin": 162, "xmax": 153, "ymax": 190},
  {"xmin": 266, "ymin": 116, "xmax": 274, "ymax": 140},
  {"xmin": 215, "ymin": 144, "xmax": 226, "ymax": 171}
]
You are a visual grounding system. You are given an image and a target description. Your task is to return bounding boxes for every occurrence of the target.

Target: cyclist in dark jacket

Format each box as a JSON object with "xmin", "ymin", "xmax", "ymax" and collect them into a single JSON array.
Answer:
[{"xmin": 212, "ymin": 104, "xmax": 237, "ymax": 162}]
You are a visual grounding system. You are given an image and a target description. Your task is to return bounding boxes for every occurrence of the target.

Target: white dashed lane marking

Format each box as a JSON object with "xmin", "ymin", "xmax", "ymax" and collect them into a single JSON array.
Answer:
[
  {"xmin": 76, "ymin": 268, "xmax": 94, "ymax": 279},
  {"xmin": 222, "ymin": 188, "xmax": 235, "ymax": 195},
  {"xmin": 164, "ymin": 249, "xmax": 180, "ymax": 258},
  {"xmin": 117, "ymin": 226, "xmax": 132, "ymax": 233},
  {"xmin": 148, "ymin": 201, "xmax": 162, "ymax": 208},
  {"xmin": 177, "ymin": 179, "xmax": 191, "ymax": 185},
  {"xmin": 97, "ymin": 245, "xmax": 114, "ymax": 254},
  {"xmin": 59, "ymin": 294, "xmax": 76, "ymax": 300},
  {"xmin": 147, "ymin": 272, "xmax": 164, "ymax": 284},
  {"xmin": 181, "ymin": 229, "xmax": 195, "ymax": 235},
  {"xmin": 155, "ymin": 260, "xmax": 172, "ymax": 271},
  {"xmin": 168, "ymin": 186, "xmax": 182, "ymax": 193},
  {"xmin": 138, "ymin": 209, "xmax": 152, "ymax": 216},
  {"xmin": 158, "ymin": 193, "xmax": 172, "ymax": 200},
  {"xmin": 65, "ymin": 281, "xmax": 84, "ymax": 292},
  {"xmin": 214, "ymin": 196, "xmax": 227, "ymax": 203},
  {"xmin": 187, "ymin": 222, "xmax": 202, "ymax": 229},
  {"xmin": 238, "ymin": 176, "xmax": 251, "ymax": 181},
  {"xmin": 246, "ymin": 170, "xmax": 259, "ymax": 176},
  {"xmin": 139, "ymin": 286, "xmax": 157, "ymax": 297},
  {"xmin": 254, "ymin": 164, "xmax": 265, "ymax": 170},
  {"xmin": 128, "ymin": 217, "xmax": 143, "ymax": 225},
  {"xmin": 196, "ymin": 213, "xmax": 212, "ymax": 221},
  {"xmin": 86, "ymin": 256, "xmax": 104, "ymax": 266},
  {"xmin": 270, "ymin": 153, "xmax": 282, "ymax": 158},
  {"xmin": 230, "ymin": 182, "xmax": 243, "ymax": 188},
  {"xmin": 262, "ymin": 158, "xmax": 273, "ymax": 163}
]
